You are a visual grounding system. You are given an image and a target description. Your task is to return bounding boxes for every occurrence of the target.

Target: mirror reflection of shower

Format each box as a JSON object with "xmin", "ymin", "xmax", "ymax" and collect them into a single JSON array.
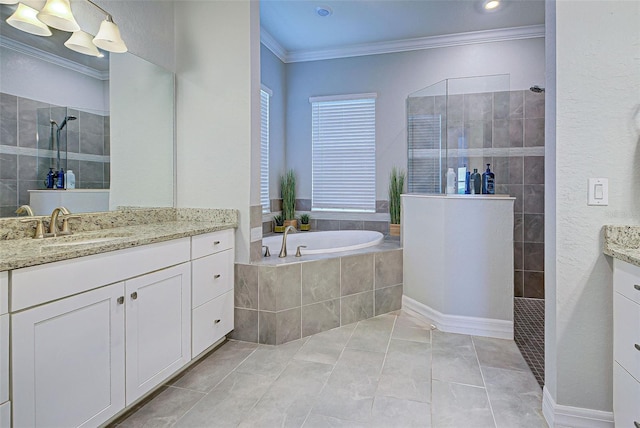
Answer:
[{"xmin": 46, "ymin": 114, "xmax": 77, "ymax": 188}]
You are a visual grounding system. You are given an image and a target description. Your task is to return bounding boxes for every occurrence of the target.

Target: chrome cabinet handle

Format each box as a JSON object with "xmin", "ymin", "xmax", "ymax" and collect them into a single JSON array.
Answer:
[
  {"xmin": 635, "ymin": 284, "xmax": 640, "ymax": 291},
  {"xmin": 635, "ymin": 344, "xmax": 640, "ymax": 351},
  {"xmin": 214, "ymin": 274, "xmax": 221, "ymax": 279},
  {"xmin": 214, "ymin": 319, "xmax": 221, "ymax": 324},
  {"xmin": 131, "ymin": 291, "xmax": 138, "ymax": 300},
  {"xmin": 634, "ymin": 421, "xmax": 640, "ymax": 428},
  {"xmin": 213, "ymin": 240, "xmax": 221, "ymax": 245},
  {"xmin": 117, "ymin": 296, "xmax": 124, "ymax": 305}
]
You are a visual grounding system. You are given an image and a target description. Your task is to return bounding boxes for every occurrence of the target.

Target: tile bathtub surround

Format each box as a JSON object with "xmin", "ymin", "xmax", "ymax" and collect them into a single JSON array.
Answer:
[
  {"xmin": 232, "ymin": 248, "xmax": 403, "ymax": 345},
  {"xmin": 114, "ymin": 310, "xmax": 545, "ymax": 428}
]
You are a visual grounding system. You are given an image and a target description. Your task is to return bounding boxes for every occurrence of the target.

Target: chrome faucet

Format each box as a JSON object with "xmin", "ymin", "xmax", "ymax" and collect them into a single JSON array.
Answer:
[
  {"xmin": 279, "ymin": 225, "xmax": 297, "ymax": 258},
  {"xmin": 48, "ymin": 206, "xmax": 71, "ymax": 236}
]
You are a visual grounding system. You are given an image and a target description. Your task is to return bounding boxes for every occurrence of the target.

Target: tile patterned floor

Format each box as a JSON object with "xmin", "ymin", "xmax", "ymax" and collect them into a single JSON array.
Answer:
[
  {"xmin": 114, "ymin": 310, "xmax": 547, "ymax": 428},
  {"xmin": 514, "ymin": 297, "xmax": 545, "ymax": 388}
]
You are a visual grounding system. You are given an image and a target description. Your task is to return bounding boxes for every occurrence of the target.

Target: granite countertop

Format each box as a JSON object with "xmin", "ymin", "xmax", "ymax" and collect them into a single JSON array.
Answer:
[
  {"xmin": 0, "ymin": 208, "xmax": 238, "ymax": 271},
  {"xmin": 603, "ymin": 225, "xmax": 640, "ymax": 267}
]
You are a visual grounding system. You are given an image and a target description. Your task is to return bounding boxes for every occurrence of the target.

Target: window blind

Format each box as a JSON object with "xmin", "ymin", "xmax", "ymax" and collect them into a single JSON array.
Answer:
[
  {"xmin": 311, "ymin": 96, "xmax": 376, "ymax": 212},
  {"xmin": 407, "ymin": 114, "xmax": 442, "ymax": 193},
  {"xmin": 260, "ymin": 89, "xmax": 270, "ymax": 213}
]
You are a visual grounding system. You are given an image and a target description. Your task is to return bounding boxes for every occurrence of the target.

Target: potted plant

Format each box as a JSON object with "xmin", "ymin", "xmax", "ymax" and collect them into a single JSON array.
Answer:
[
  {"xmin": 281, "ymin": 169, "xmax": 297, "ymax": 228},
  {"xmin": 273, "ymin": 214, "xmax": 285, "ymax": 233},
  {"xmin": 299, "ymin": 213, "xmax": 311, "ymax": 231},
  {"xmin": 388, "ymin": 167, "xmax": 405, "ymax": 236}
]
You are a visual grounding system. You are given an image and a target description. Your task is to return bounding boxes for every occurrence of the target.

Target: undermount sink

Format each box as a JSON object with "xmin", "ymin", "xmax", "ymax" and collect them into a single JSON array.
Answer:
[{"xmin": 41, "ymin": 232, "xmax": 133, "ymax": 248}]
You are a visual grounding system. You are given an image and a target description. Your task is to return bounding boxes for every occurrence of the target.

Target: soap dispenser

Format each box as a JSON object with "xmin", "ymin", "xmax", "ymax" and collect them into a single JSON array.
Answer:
[
  {"xmin": 45, "ymin": 168, "xmax": 55, "ymax": 189},
  {"xmin": 470, "ymin": 168, "xmax": 481, "ymax": 194},
  {"xmin": 56, "ymin": 168, "xmax": 65, "ymax": 189},
  {"xmin": 482, "ymin": 164, "xmax": 495, "ymax": 194}
]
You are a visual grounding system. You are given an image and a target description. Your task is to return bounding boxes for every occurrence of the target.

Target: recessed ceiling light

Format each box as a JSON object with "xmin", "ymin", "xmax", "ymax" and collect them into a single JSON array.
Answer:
[
  {"xmin": 316, "ymin": 6, "xmax": 332, "ymax": 17},
  {"xmin": 483, "ymin": 0, "xmax": 501, "ymax": 10}
]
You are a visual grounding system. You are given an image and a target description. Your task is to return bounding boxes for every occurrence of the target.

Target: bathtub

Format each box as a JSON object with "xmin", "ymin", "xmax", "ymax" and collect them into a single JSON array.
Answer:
[{"xmin": 263, "ymin": 230, "xmax": 384, "ymax": 255}]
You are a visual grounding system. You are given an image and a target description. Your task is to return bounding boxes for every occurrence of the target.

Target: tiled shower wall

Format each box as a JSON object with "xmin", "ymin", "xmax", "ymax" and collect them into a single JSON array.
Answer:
[
  {"xmin": 0, "ymin": 93, "xmax": 110, "ymax": 217},
  {"xmin": 407, "ymin": 90, "xmax": 545, "ymax": 299}
]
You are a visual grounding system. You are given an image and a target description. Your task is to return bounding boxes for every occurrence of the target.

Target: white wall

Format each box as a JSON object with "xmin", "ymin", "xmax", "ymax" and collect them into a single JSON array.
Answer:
[
  {"xmin": 0, "ymin": 46, "xmax": 107, "ymax": 113},
  {"xmin": 285, "ymin": 37, "xmax": 545, "ymax": 201},
  {"xmin": 261, "ymin": 45, "xmax": 287, "ymax": 201},
  {"xmin": 175, "ymin": 0, "xmax": 260, "ymax": 263},
  {"xmin": 547, "ymin": 0, "xmax": 640, "ymax": 414}
]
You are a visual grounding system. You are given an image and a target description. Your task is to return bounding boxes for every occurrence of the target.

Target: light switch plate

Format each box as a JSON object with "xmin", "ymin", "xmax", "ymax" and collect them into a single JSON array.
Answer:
[{"xmin": 588, "ymin": 178, "xmax": 608, "ymax": 206}]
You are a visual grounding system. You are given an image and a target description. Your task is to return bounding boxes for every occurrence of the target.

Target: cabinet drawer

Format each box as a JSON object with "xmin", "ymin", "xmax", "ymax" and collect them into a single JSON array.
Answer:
[
  {"xmin": 614, "ymin": 362, "xmax": 640, "ymax": 427},
  {"xmin": 614, "ymin": 259, "xmax": 640, "ymax": 305},
  {"xmin": 192, "ymin": 250, "xmax": 234, "ymax": 308},
  {"xmin": 191, "ymin": 229, "xmax": 234, "ymax": 260},
  {"xmin": 0, "ymin": 401, "xmax": 10, "ymax": 428},
  {"xmin": 192, "ymin": 290, "xmax": 234, "ymax": 357},
  {"xmin": 0, "ymin": 314, "xmax": 7, "ymax": 405},
  {"xmin": 614, "ymin": 292, "xmax": 640, "ymax": 380}
]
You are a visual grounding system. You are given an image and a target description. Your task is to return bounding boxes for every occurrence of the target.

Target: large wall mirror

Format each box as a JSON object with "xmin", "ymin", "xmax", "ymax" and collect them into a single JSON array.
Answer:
[{"xmin": 0, "ymin": 3, "xmax": 174, "ymax": 217}]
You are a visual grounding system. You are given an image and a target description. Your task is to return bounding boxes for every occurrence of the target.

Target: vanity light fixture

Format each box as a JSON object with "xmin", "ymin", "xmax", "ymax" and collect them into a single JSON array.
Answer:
[
  {"xmin": 92, "ymin": 13, "xmax": 127, "ymax": 53},
  {"xmin": 6, "ymin": 3, "xmax": 52, "ymax": 36},
  {"xmin": 37, "ymin": 0, "xmax": 80, "ymax": 32},
  {"xmin": 64, "ymin": 30, "xmax": 101, "ymax": 56}
]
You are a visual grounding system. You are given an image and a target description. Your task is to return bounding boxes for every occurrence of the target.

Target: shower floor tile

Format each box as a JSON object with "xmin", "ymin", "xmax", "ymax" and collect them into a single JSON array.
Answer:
[{"xmin": 514, "ymin": 297, "xmax": 545, "ymax": 388}]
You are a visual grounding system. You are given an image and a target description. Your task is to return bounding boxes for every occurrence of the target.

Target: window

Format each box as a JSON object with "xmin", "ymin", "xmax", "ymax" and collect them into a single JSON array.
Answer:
[
  {"xmin": 260, "ymin": 87, "xmax": 271, "ymax": 213},
  {"xmin": 311, "ymin": 94, "xmax": 376, "ymax": 212}
]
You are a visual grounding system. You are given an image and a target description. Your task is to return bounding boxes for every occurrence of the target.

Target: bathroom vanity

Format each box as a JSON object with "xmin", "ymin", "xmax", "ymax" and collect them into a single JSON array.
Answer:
[
  {"xmin": 0, "ymin": 208, "xmax": 237, "ymax": 427},
  {"xmin": 603, "ymin": 226, "xmax": 640, "ymax": 427}
]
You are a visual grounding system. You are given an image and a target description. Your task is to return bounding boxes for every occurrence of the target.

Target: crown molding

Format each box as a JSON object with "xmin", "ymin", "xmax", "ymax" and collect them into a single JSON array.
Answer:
[
  {"xmin": 260, "ymin": 29, "xmax": 287, "ymax": 63},
  {"xmin": 261, "ymin": 24, "xmax": 544, "ymax": 64},
  {"xmin": 0, "ymin": 37, "xmax": 109, "ymax": 81}
]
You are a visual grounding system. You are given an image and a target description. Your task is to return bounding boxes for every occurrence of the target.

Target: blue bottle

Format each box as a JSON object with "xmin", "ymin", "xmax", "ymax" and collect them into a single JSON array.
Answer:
[
  {"xmin": 465, "ymin": 170, "xmax": 471, "ymax": 194},
  {"xmin": 482, "ymin": 164, "xmax": 495, "ymax": 194},
  {"xmin": 45, "ymin": 168, "xmax": 55, "ymax": 189},
  {"xmin": 56, "ymin": 168, "xmax": 65, "ymax": 189},
  {"xmin": 470, "ymin": 168, "xmax": 481, "ymax": 194}
]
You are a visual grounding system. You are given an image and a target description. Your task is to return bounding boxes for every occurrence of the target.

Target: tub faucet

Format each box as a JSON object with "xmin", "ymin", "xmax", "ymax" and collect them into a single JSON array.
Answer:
[
  {"xmin": 15, "ymin": 205, "xmax": 34, "ymax": 216},
  {"xmin": 279, "ymin": 225, "xmax": 297, "ymax": 258}
]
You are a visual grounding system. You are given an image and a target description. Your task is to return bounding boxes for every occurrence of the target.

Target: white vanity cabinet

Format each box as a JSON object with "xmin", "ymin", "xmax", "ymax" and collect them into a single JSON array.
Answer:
[
  {"xmin": 10, "ymin": 238, "xmax": 192, "ymax": 428},
  {"xmin": 124, "ymin": 263, "xmax": 191, "ymax": 405},
  {"xmin": 612, "ymin": 258, "xmax": 640, "ymax": 428},
  {"xmin": 191, "ymin": 229, "xmax": 235, "ymax": 357},
  {"xmin": 12, "ymin": 283, "xmax": 126, "ymax": 428},
  {"xmin": 0, "ymin": 271, "xmax": 9, "ymax": 428}
]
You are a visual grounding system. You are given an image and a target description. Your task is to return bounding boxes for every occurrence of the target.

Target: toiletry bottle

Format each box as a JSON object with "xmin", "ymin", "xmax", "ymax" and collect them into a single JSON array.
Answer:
[
  {"xmin": 446, "ymin": 168, "xmax": 456, "ymax": 194},
  {"xmin": 45, "ymin": 168, "xmax": 55, "ymax": 189},
  {"xmin": 470, "ymin": 168, "xmax": 481, "ymax": 194},
  {"xmin": 66, "ymin": 170, "xmax": 75, "ymax": 189},
  {"xmin": 465, "ymin": 170, "xmax": 471, "ymax": 194},
  {"xmin": 482, "ymin": 164, "xmax": 495, "ymax": 194},
  {"xmin": 56, "ymin": 168, "xmax": 65, "ymax": 189}
]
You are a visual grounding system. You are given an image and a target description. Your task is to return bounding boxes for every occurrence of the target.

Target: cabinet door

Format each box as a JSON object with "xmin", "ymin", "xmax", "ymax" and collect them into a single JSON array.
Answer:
[
  {"xmin": 192, "ymin": 290, "xmax": 234, "ymax": 357},
  {"xmin": 614, "ymin": 362, "xmax": 640, "ymax": 427},
  {"xmin": 125, "ymin": 263, "xmax": 191, "ymax": 405},
  {"xmin": 191, "ymin": 249, "xmax": 234, "ymax": 308},
  {"xmin": 12, "ymin": 283, "xmax": 125, "ymax": 428}
]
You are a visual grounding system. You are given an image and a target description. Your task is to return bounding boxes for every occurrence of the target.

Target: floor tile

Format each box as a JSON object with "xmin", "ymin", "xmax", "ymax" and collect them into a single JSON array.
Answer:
[
  {"xmin": 482, "ymin": 366, "xmax": 547, "ymax": 428},
  {"xmin": 473, "ymin": 336, "xmax": 530, "ymax": 372},
  {"xmin": 345, "ymin": 314, "xmax": 395, "ymax": 353},
  {"xmin": 370, "ymin": 395, "xmax": 432, "ymax": 427},
  {"xmin": 174, "ymin": 371, "xmax": 272, "ymax": 427},
  {"xmin": 514, "ymin": 297, "xmax": 545, "ymax": 387},
  {"xmin": 117, "ymin": 386, "xmax": 205, "ymax": 428},
  {"xmin": 170, "ymin": 340, "xmax": 257, "ymax": 392},
  {"xmin": 235, "ymin": 337, "xmax": 308, "ymax": 379},
  {"xmin": 294, "ymin": 324, "xmax": 356, "ymax": 365},
  {"xmin": 431, "ymin": 380, "xmax": 496, "ymax": 428},
  {"xmin": 391, "ymin": 322, "xmax": 431, "ymax": 343},
  {"xmin": 302, "ymin": 413, "xmax": 370, "ymax": 428},
  {"xmin": 432, "ymin": 331, "xmax": 484, "ymax": 387}
]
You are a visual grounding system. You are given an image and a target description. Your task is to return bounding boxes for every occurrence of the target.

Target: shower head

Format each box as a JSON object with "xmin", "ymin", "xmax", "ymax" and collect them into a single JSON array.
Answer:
[
  {"xmin": 530, "ymin": 85, "xmax": 545, "ymax": 93},
  {"xmin": 58, "ymin": 115, "xmax": 77, "ymax": 131}
]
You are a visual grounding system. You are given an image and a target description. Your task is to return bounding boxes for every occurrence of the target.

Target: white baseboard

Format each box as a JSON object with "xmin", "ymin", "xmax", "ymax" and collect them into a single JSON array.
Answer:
[
  {"xmin": 542, "ymin": 386, "xmax": 614, "ymax": 428},
  {"xmin": 402, "ymin": 295, "xmax": 513, "ymax": 339}
]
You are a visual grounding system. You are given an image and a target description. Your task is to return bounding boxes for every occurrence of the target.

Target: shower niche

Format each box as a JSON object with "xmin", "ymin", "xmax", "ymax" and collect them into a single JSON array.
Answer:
[{"xmin": 406, "ymin": 74, "xmax": 511, "ymax": 194}]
